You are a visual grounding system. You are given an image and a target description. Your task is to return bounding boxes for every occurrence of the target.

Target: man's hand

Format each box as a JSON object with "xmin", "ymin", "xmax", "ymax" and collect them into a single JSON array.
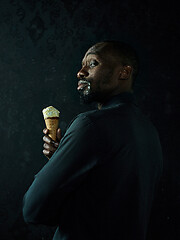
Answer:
[{"xmin": 43, "ymin": 128, "xmax": 61, "ymax": 159}]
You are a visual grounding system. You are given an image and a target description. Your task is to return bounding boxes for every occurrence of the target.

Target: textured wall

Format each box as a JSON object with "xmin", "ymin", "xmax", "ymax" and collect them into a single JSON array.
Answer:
[{"xmin": 0, "ymin": 0, "xmax": 179, "ymax": 239}]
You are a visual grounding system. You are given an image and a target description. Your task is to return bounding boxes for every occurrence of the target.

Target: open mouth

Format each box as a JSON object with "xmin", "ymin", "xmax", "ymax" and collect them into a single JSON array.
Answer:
[{"xmin": 77, "ymin": 80, "xmax": 91, "ymax": 91}]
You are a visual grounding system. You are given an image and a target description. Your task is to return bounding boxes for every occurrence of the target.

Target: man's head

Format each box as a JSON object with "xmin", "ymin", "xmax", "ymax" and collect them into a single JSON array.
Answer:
[{"xmin": 77, "ymin": 41, "xmax": 139, "ymax": 105}]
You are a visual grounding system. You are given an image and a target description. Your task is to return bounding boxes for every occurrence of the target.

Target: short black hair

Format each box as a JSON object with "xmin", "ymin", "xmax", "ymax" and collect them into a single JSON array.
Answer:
[{"xmin": 91, "ymin": 40, "xmax": 139, "ymax": 81}]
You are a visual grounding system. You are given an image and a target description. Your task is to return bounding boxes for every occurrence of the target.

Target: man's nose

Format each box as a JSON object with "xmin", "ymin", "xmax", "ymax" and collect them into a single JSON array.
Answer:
[{"xmin": 77, "ymin": 67, "xmax": 89, "ymax": 79}]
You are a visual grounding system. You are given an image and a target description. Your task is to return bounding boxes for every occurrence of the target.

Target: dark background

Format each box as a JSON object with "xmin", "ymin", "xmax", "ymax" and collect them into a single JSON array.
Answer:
[{"xmin": 0, "ymin": 0, "xmax": 179, "ymax": 239}]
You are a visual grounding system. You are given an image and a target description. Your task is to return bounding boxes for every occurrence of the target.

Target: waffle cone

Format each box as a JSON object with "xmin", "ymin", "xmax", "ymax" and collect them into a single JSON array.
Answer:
[{"xmin": 45, "ymin": 117, "xmax": 59, "ymax": 141}]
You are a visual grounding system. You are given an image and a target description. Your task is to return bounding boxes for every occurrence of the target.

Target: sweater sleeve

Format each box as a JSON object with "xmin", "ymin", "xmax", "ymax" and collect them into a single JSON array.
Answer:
[{"xmin": 23, "ymin": 113, "xmax": 99, "ymax": 226}]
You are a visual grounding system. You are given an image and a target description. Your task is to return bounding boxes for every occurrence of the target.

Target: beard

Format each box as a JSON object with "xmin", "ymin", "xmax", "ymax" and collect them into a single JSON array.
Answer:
[
  {"xmin": 77, "ymin": 70, "xmax": 115, "ymax": 105},
  {"xmin": 78, "ymin": 86, "xmax": 98, "ymax": 104},
  {"xmin": 78, "ymin": 87, "xmax": 109, "ymax": 106}
]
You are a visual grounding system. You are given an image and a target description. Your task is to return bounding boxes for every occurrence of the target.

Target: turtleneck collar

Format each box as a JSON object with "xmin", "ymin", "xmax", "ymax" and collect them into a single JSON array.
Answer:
[{"xmin": 99, "ymin": 91, "xmax": 137, "ymax": 110}]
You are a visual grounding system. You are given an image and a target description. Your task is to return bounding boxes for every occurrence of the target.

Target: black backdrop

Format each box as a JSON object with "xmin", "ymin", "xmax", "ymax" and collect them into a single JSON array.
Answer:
[{"xmin": 0, "ymin": 0, "xmax": 179, "ymax": 239}]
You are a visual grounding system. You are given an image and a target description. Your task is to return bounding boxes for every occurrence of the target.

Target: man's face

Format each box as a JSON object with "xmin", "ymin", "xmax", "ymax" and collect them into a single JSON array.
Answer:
[{"xmin": 77, "ymin": 46, "xmax": 122, "ymax": 104}]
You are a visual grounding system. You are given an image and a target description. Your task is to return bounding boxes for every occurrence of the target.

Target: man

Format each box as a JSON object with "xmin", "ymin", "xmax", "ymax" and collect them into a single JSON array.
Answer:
[{"xmin": 23, "ymin": 41, "xmax": 163, "ymax": 240}]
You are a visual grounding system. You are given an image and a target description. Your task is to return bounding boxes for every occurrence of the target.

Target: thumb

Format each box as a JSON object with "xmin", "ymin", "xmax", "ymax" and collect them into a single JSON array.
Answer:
[{"xmin": 57, "ymin": 128, "xmax": 61, "ymax": 142}]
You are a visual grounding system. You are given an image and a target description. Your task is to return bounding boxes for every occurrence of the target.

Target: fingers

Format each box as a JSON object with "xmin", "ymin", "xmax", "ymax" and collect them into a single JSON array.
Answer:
[
  {"xmin": 43, "ymin": 129, "xmax": 60, "ymax": 159},
  {"xmin": 43, "ymin": 135, "xmax": 51, "ymax": 144},
  {"xmin": 43, "ymin": 141, "xmax": 56, "ymax": 159},
  {"xmin": 43, "ymin": 128, "xmax": 61, "ymax": 143},
  {"xmin": 43, "ymin": 128, "xmax": 48, "ymax": 135},
  {"xmin": 43, "ymin": 135, "xmax": 59, "ymax": 147},
  {"xmin": 57, "ymin": 128, "xmax": 61, "ymax": 142},
  {"xmin": 43, "ymin": 149, "xmax": 51, "ymax": 159},
  {"xmin": 43, "ymin": 142, "xmax": 57, "ymax": 153}
]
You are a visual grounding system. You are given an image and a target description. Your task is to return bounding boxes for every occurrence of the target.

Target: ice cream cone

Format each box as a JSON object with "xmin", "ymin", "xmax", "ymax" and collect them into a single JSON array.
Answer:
[
  {"xmin": 45, "ymin": 117, "xmax": 59, "ymax": 141},
  {"xmin": 42, "ymin": 106, "xmax": 60, "ymax": 141}
]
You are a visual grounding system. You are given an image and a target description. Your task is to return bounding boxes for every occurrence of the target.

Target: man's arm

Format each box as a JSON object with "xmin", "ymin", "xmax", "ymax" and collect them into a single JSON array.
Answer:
[{"xmin": 23, "ymin": 113, "xmax": 99, "ymax": 226}]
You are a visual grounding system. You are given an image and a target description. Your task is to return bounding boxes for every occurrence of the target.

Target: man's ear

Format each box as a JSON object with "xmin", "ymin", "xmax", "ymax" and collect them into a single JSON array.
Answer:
[{"xmin": 118, "ymin": 65, "xmax": 132, "ymax": 80}]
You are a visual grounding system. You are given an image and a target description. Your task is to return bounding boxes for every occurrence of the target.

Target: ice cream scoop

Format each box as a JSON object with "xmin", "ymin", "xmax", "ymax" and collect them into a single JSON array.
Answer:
[{"xmin": 42, "ymin": 106, "xmax": 60, "ymax": 141}]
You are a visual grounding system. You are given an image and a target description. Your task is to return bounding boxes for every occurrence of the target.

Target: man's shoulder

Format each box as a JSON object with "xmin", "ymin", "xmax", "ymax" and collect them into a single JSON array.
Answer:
[
  {"xmin": 65, "ymin": 109, "xmax": 97, "ymax": 132},
  {"xmin": 75, "ymin": 107, "xmax": 113, "ymax": 123},
  {"xmin": 66, "ymin": 108, "xmax": 106, "ymax": 132},
  {"xmin": 71, "ymin": 106, "xmax": 129, "ymax": 131},
  {"xmin": 70, "ymin": 109, "xmax": 99, "ymax": 126},
  {"xmin": 67, "ymin": 103, "xmax": 145, "ymax": 131}
]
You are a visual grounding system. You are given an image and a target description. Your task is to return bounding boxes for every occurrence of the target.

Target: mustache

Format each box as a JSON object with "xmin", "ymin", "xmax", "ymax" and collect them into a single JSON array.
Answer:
[{"xmin": 78, "ymin": 79, "xmax": 91, "ymax": 85}]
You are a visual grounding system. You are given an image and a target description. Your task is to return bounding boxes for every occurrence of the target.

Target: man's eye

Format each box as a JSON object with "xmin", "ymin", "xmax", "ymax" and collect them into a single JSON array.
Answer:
[{"xmin": 89, "ymin": 60, "xmax": 98, "ymax": 68}]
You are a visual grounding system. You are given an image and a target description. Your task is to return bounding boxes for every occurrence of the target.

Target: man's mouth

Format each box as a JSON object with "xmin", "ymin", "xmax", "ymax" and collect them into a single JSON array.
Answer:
[{"xmin": 77, "ymin": 80, "xmax": 91, "ymax": 91}]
